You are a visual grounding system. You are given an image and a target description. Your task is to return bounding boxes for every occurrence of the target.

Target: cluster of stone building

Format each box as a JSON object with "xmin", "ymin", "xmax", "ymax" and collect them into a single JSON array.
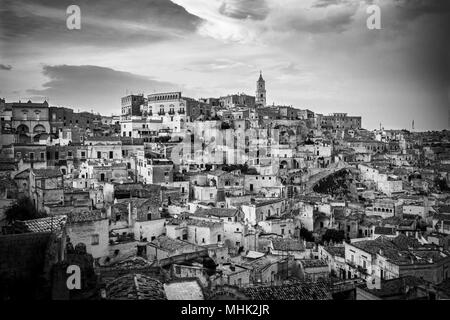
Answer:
[{"xmin": 1, "ymin": 73, "xmax": 450, "ymax": 300}]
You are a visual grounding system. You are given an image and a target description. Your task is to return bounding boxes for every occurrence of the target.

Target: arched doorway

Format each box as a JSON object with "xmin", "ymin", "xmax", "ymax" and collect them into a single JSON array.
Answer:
[{"xmin": 16, "ymin": 124, "xmax": 29, "ymax": 134}]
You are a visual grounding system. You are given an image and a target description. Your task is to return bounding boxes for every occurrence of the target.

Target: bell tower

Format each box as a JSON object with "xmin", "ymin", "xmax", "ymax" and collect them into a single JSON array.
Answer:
[{"xmin": 256, "ymin": 71, "xmax": 266, "ymax": 107}]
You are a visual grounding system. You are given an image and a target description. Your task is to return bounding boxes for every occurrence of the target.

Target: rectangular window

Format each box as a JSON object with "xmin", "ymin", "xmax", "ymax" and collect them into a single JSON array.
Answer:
[
  {"xmin": 40, "ymin": 152, "xmax": 45, "ymax": 160},
  {"xmin": 97, "ymin": 151, "xmax": 101, "ymax": 159},
  {"xmin": 29, "ymin": 152, "xmax": 34, "ymax": 160},
  {"xmin": 109, "ymin": 151, "xmax": 113, "ymax": 159},
  {"xmin": 91, "ymin": 234, "xmax": 99, "ymax": 245}
]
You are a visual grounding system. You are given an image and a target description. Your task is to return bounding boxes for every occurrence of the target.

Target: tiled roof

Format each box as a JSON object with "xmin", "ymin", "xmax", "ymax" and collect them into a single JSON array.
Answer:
[
  {"xmin": 409, "ymin": 249, "xmax": 450, "ymax": 264},
  {"xmin": 85, "ymin": 136, "xmax": 121, "ymax": 141},
  {"xmin": 242, "ymin": 281, "xmax": 331, "ymax": 300},
  {"xmin": 150, "ymin": 235, "xmax": 197, "ymax": 252},
  {"xmin": 351, "ymin": 236, "xmax": 399, "ymax": 255},
  {"xmin": 254, "ymin": 199, "xmax": 284, "ymax": 208},
  {"xmin": 33, "ymin": 168, "xmax": 62, "ymax": 178},
  {"xmin": 351, "ymin": 235, "xmax": 439, "ymax": 265},
  {"xmin": 67, "ymin": 210, "xmax": 105, "ymax": 223},
  {"xmin": 391, "ymin": 234, "xmax": 420, "ymax": 250},
  {"xmin": 17, "ymin": 215, "xmax": 67, "ymax": 233},
  {"xmin": 271, "ymin": 238, "xmax": 305, "ymax": 251},
  {"xmin": 186, "ymin": 219, "xmax": 222, "ymax": 228},
  {"xmin": 108, "ymin": 256, "xmax": 154, "ymax": 269},
  {"xmin": 13, "ymin": 169, "xmax": 30, "ymax": 179},
  {"xmin": 300, "ymin": 259, "xmax": 328, "ymax": 269},
  {"xmin": 105, "ymin": 273, "xmax": 167, "ymax": 300},
  {"xmin": 244, "ymin": 255, "xmax": 284, "ymax": 272},
  {"xmin": 114, "ymin": 183, "xmax": 144, "ymax": 191},
  {"xmin": 0, "ymin": 163, "xmax": 17, "ymax": 171},
  {"xmin": 194, "ymin": 207, "xmax": 240, "ymax": 218},
  {"xmin": 323, "ymin": 245, "xmax": 345, "ymax": 258}
]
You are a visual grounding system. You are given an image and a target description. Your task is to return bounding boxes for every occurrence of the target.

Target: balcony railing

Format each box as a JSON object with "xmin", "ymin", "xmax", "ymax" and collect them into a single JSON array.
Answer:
[{"xmin": 357, "ymin": 265, "xmax": 368, "ymax": 275}]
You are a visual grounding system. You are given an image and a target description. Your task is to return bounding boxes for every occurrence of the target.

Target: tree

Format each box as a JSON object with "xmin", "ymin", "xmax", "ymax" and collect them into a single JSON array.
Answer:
[
  {"xmin": 5, "ymin": 196, "xmax": 46, "ymax": 223},
  {"xmin": 322, "ymin": 229, "xmax": 345, "ymax": 244},
  {"xmin": 299, "ymin": 227, "xmax": 314, "ymax": 242}
]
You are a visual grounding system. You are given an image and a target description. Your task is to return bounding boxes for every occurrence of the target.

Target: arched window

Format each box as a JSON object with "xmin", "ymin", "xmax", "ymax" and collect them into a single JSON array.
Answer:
[{"xmin": 33, "ymin": 124, "xmax": 46, "ymax": 134}]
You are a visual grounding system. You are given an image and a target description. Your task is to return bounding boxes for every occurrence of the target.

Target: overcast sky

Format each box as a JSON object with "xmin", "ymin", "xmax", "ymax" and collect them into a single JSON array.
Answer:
[{"xmin": 0, "ymin": 0, "xmax": 449, "ymax": 130}]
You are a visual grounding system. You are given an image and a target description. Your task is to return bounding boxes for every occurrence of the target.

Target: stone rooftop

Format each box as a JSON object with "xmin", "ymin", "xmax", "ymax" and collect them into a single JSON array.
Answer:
[
  {"xmin": 16, "ymin": 215, "xmax": 67, "ymax": 233},
  {"xmin": 241, "ymin": 281, "xmax": 331, "ymax": 300},
  {"xmin": 105, "ymin": 273, "xmax": 167, "ymax": 300},
  {"xmin": 271, "ymin": 238, "xmax": 305, "ymax": 252},
  {"xmin": 164, "ymin": 278, "xmax": 204, "ymax": 300},
  {"xmin": 194, "ymin": 207, "xmax": 241, "ymax": 218},
  {"xmin": 150, "ymin": 235, "xmax": 197, "ymax": 253},
  {"xmin": 323, "ymin": 245, "xmax": 345, "ymax": 258},
  {"xmin": 300, "ymin": 259, "xmax": 328, "ymax": 269},
  {"xmin": 67, "ymin": 209, "xmax": 105, "ymax": 224},
  {"xmin": 33, "ymin": 168, "xmax": 62, "ymax": 178}
]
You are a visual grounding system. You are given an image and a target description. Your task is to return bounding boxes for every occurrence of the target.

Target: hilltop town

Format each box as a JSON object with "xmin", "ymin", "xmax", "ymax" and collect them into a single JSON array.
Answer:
[{"xmin": 1, "ymin": 73, "xmax": 450, "ymax": 300}]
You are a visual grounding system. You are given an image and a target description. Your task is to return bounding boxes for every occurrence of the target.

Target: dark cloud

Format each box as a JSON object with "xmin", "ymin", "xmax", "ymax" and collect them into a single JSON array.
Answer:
[
  {"xmin": 393, "ymin": 0, "xmax": 450, "ymax": 20},
  {"xmin": 27, "ymin": 64, "xmax": 178, "ymax": 113},
  {"xmin": 0, "ymin": 0, "xmax": 202, "ymax": 50},
  {"xmin": 0, "ymin": 64, "xmax": 12, "ymax": 70},
  {"xmin": 219, "ymin": 0, "xmax": 269, "ymax": 20}
]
